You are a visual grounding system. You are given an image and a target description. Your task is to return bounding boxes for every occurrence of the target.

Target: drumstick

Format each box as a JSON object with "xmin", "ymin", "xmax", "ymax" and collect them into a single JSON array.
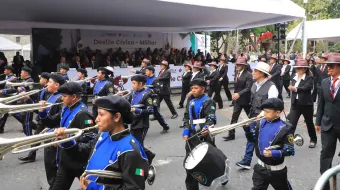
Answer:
[{"xmin": 186, "ymin": 140, "xmax": 195, "ymax": 159}]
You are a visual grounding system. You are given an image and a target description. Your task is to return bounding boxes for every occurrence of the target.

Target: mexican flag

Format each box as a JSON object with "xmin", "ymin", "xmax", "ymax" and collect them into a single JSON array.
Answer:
[
  {"xmin": 84, "ymin": 120, "xmax": 93, "ymax": 125},
  {"xmin": 135, "ymin": 168, "xmax": 144, "ymax": 176}
]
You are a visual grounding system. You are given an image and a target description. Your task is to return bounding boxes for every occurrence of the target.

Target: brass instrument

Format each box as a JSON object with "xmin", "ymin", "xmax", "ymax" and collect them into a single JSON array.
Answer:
[
  {"xmin": 121, "ymin": 74, "xmax": 137, "ymax": 79},
  {"xmin": 6, "ymin": 102, "xmax": 64, "ymax": 114},
  {"xmin": 82, "ymin": 165, "xmax": 156, "ymax": 185},
  {"xmin": 71, "ymin": 76, "xmax": 97, "ymax": 83},
  {"xmin": 0, "ymin": 89, "xmax": 42, "ymax": 104},
  {"xmin": 0, "ymin": 125, "xmax": 98, "ymax": 159},
  {"xmin": 5, "ymin": 81, "xmax": 35, "ymax": 87}
]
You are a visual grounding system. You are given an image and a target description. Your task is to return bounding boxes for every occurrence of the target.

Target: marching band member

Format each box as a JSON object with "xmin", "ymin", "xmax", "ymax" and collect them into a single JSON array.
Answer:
[
  {"xmin": 130, "ymin": 58, "xmax": 150, "ymax": 75},
  {"xmin": 91, "ymin": 67, "xmax": 115, "ymax": 119},
  {"xmin": 249, "ymin": 98, "xmax": 294, "ymax": 190},
  {"xmin": 26, "ymin": 74, "xmax": 65, "ymax": 185},
  {"xmin": 206, "ymin": 62, "xmax": 222, "ymax": 107},
  {"xmin": 55, "ymin": 96, "xmax": 149, "ymax": 190},
  {"xmin": 77, "ymin": 68, "xmax": 89, "ymax": 105},
  {"xmin": 59, "ymin": 65, "xmax": 70, "ymax": 81},
  {"xmin": 236, "ymin": 62, "xmax": 278, "ymax": 170},
  {"xmin": 0, "ymin": 65, "xmax": 17, "ymax": 133},
  {"xmin": 178, "ymin": 62, "xmax": 192, "ymax": 109},
  {"xmin": 154, "ymin": 60, "xmax": 178, "ymax": 119},
  {"xmin": 145, "ymin": 66, "xmax": 170, "ymax": 134},
  {"xmin": 315, "ymin": 53, "xmax": 340, "ymax": 190},
  {"xmin": 182, "ymin": 78, "xmax": 217, "ymax": 190},
  {"xmin": 223, "ymin": 56, "xmax": 253, "ymax": 141},
  {"xmin": 16, "ymin": 67, "xmax": 38, "ymax": 138},
  {"xmin": 39, "ymin": 82, "xmax": 96, "ymax": 190},
  {"xmin": 122, "ymin": 74, "xmax": 156, "ymax": 164},
  {"xmin": 288, "ymin": 59, "xmax": 317, "ymax": 148}
]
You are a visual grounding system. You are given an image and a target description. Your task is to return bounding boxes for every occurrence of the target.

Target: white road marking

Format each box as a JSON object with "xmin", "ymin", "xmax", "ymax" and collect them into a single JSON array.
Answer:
[{"xmin": 153, "ymin": 159, "xmax": 171, "ymax": 167}]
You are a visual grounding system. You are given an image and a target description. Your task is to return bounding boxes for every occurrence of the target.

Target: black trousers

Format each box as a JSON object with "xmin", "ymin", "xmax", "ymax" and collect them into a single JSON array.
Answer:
[
  {"xmin": 44, "ymin": 146, "xmax": 58, "ymax": 188},
  {"xmin": 228, "ymin": 103, "xmax": 251, "ymax": 136},
  {"xmin": 179, "ymin": 86, "xmax": 190, "ymax": 107},
  {"xmin": 282, "ymin": 79, "xmax": 290, "ymax": 97},
  {"xmin": 158, "ymin": 94, "xmax": 177, "ymax": 115},
  {"xmin": 320, "ymin": 127, "xmax": 340, "ymax": 190},
  {"xmin": 0, "ymin": 112, "xmax": 36, "ymax": 135},
  {"xmin": 131, "ymin": 128, "xmax": 155, "ymax": 164},
  {"xmin": 276, "ymin": 81, "xmax": 283, "ymax": 100},
  {"xmin": 288, "ymin": 104, "xmax": 317, "ymax": 142},
  {"xmin": 153, "ymin": 105, "xmax": 169, "ymax": 129},
  {"xmin": 219, "ymin": 82, "xmax": 232, "ymax": 101},
  {"xmin": 208, "ymin": 85, "xmax": 222, "ymax": 108},
  {"xmin": 252, "ymin": 164, "xmax": 292, "ymax": 190},
  {"xmin": 50, "ymin": 165, "xmax": 83, "ymax": 190}
]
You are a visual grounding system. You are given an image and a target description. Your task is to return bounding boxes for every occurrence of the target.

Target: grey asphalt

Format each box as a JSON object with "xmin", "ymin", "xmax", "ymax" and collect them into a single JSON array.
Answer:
[{"xmin": 0, "ymin": 91, "xmax": 339, "ymax": 190}]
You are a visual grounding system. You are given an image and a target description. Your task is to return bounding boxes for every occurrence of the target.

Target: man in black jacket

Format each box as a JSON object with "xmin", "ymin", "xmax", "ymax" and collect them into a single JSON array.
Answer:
[
  {"xmin": 223, "ymin": 56, "xmax": 253, "ymax": 141},
  {"xmin": 155, "ymin": 60, "xmax": 178, "ymax": 119},
  {"xmin": 316, "ymin": 53, "xmax": 329, "ymax": 103},
  {"xmin": 39, "ymin": 82, "xmax": 96, "ymax": 190},
  {"xmin": 12, "ymin": 51, "xmax": 24, "ymax": 77},
  {"xmin": 178, "ymin": 63, "xmax": 192, "ymax": 109},
  {"xmin": 217, "ymin": 55, "xmax": 232, "ymax": 107},
  {"xmin": 315, "ymin": 53, "xmax": 340, "ymax": 190},
  {"xmin": 281, "ymin": 57, "xmax": 291, "ymax": 98},
  {"xmin": 206, "ymin": 62, "xmax": 222, "ymax": 107},
  {"xmin": 268, "ymin": 54, "xmax": 283, "ymax": 100}
]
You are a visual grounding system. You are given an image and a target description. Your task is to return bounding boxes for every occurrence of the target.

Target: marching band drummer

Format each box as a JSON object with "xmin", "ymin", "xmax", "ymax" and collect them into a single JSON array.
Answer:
[
  {"xmin": 77, "ymin": 68, "xmax": 89, "ymax": 105},
  {"xmin": 248, "ymin": 98, "xmax": 295, "ymax": 190},
  {"xmin": 39, "ymin": 82, "xmax": 97, "ymax": 190},
  {"xmin": 54, "ymin": 96, "xmax": 149, "ymax": 190},
  {"xmin": 91, "ymin": 67, "xmax": 115, "ymax": 119},
  {"xmin": 182, "ymin": 78, "xmax": 217, "ymax": 190},
  {"xmin": 0, "ymin": 65, "xmax": 17, "ymax": 133},
  {"xmin": 121, "ymin": 74, "xmax": 156, "ymax": 165}
]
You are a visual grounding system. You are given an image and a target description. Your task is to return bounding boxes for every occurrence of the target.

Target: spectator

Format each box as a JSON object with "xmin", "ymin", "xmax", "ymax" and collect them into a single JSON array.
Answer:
[
  {"xmin": 12, "ymin": 51, "xmax": 24, "ymax": 77},
  {"xmin": 56, "ymin": 56, "xmax": 70, "ymax": 72}
]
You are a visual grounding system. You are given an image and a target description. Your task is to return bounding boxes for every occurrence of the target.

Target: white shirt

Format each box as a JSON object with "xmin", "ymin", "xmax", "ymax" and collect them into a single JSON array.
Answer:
[
  {"xmin": 293, "ymin": 74, "xmax": 306, "ymax": 99},
  {"xmin": 191, "ymin": 71, "xmax": 199, "ymax": 80},
  {"xmin": 281, "ymin": 64, "xmax": 287, "ymax": 75},
  {"xmin": 210, "ymin": 69, "xmax": 216, "ymax": 74},
  {"xmin": 237, "ymin": 69, "xmax": 244, "ymax": 79},
  {"xmin": 218, "ymin": 63, "xmax": 224, "ymax": 72},
  {"xmin": 255, "ymin": 78, "xmax": 279, "ymax": 116},
  {"xmin": 330, "ymin": 76, "xmax": 340, "ymax": 97}
]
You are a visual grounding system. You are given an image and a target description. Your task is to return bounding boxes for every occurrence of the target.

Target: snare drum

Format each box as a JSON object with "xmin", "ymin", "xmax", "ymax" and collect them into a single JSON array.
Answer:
[{"xmin": 184, "ymin": 142, "xmax": 228, "ymax": 186}]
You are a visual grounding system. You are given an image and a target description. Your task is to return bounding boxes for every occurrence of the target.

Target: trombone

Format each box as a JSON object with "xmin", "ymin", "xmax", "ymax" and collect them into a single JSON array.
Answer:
[
  {"xmin": 3, "ymin": 102, "xmax": 64, "ymax": 114},
  {"xmin": 82, "ymin": 165, "xmax": 156, "ymax": 185},
  {"xmin": 0, "ymin": 89, "xmax": 43, "ymax": 104},
  {"xmin": 0, "ymin": 125, "xmax": 98, "ymax": 160},
  {"xmin": 5, "ymin": 81, "xmax": 36, "ymax": 87}
]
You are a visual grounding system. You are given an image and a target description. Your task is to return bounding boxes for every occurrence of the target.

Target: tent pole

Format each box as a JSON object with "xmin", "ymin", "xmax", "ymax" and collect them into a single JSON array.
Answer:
[
  {"xmin": 302, "ymin": 21, "xmax": 307, "ymax": 58},
  {"xmin": 287, "ymin": 21, "xmax": 303, "ymax": 55}
]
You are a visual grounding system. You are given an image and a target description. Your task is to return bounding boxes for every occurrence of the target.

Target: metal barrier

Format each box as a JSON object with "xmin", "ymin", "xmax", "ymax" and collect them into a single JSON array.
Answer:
[{"xmin": 314, "ymin": 164, "xmax": 340, "ymax": 190}]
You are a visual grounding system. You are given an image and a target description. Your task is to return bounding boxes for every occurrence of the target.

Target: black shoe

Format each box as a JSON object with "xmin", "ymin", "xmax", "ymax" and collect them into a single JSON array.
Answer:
[
  {"xmin": 160, "ymin": 128, "xmax": 169, "ymax": 134},
  {"xmin": 218, "ymin": 107, "xmax": 223, "ymax": 109},
  {"xmin": 179, "ymin": 125, "xmax": 184, "ymax": 128},
  {"xmin": 286, "ymin": 96, "xmax": 290, "ymax": 98},
  {"xmin": 18, "ymin": 152, "xmax": 36, "ymax": 162},
  {"xmin": 223, "ymin": 135, "xmax": 235, "ymax": 141},
  {"xmin": 177, "ymin": 105, "xmax": 184, "ymax": 109},
  {"xmin": 150, "ymin": 117, "xmax": 155, "ymax": 121},
  {"xmin": 171, "ymin": 114, "xmax": 178, "ymax": 119},
  {"xmin": 147, "ymin": 152, "xmax": 156, "ymax": 165},
  {"xmin": 309, "ymin": 142, "xmax": 316, "ymax": 148},
  {"xmin": 229, "ymin": 104, "xmax": 234, "ymax": 107}
]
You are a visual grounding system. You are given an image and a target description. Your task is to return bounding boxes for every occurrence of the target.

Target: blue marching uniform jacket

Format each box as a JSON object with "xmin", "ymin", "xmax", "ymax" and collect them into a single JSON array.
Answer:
[
  {"xmin": 146, "ymin": 75, "xmax": 156, "ymax": 92},
  {"xmin": 249, "ymin": 118, "xmax": 295, "ymax": 166},
  {"xmin": 129, "ymin": 89, "xmax": 154, "ymax": 129},
  {"xmin": 61, "ymin": 73, "xmax": 69, "ymax": 81},
  {"xmin": 1, "ymin": 74, "xmax": 17, "ymax": 95}
]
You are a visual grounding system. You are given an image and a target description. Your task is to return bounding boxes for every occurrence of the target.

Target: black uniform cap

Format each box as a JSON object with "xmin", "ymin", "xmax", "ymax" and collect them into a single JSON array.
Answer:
[
  {"xmin": 260, "ymin": 98, "xmax": 284, "ymax": 111},
  {"xmin": 57, "ymin": 82, "xmax": 82, "ymax": 95},
  {"xmin": 40, "ymin": 72, "xmax": 51, "ymax": 80},
  {"xmin": 4, "ymin": 65, "xmax": 15, "ymax": 73},
  {"xmin": 77, "ymin": 68, "xmax": 88, "ymax": 77},
  {"xmin": 21, "ymin": 67, "xmax": 32, "ymax": 74},
  {"xmin": 97, "ymin": 67, "xmax": 113, "ymax": 74},
  {"xmin": 60, "ymin": 65, "xmax": 69, "ymax": 71},
  {"xmin": 131, "ymin": 74, "xmax": 147, "ymax": 83},
  {"xmin": 49, "ymin": 74, "xmax": 66, "ymax": 85},
  {"xmin": 145, "ymin": 66, "xmax": 155, "ymax": 73},
  {"xmin": 190, "ymin": 78, "xmax": 207, "ymax": 87},
  {"xmin": 94, "ymin": 96, "xmax": 134, "ymax": 124}
]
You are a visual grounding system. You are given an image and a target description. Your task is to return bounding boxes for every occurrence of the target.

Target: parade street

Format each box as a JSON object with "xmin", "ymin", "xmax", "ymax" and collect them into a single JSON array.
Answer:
[{"xmin": 0, "ymin": 92, "xmax": 338, "ymax": 190}]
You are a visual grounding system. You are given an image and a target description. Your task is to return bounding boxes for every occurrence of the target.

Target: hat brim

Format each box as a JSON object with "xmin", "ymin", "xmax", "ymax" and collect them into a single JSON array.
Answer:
[
  {"xmin": 283, "ymin": 60, "xmax": 291, "ymax": 63},
  {"xmin": 160, "ymin": 63, "xmax": 168, "ymax": 66},
  {"xmin": 269, "ymin": 57, "xmax": 278, "ymax": 60},
  {"xmin": 254, "ymin": 68, "xmax": 271, "ymax": 76},
  {"xmin": 184, "ymin": 64, "xmax": 192, "ymax": 68}
]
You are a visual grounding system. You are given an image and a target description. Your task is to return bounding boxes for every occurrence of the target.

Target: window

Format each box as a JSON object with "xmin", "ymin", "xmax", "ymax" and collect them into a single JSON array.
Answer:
[{"xmin": 16, "ymin": 37, "xmax": 20, "ymax": 43}]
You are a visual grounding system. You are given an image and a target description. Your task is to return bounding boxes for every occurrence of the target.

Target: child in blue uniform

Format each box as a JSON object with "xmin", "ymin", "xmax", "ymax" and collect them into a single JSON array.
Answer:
[{"xmin": 248, "ymin": 98, "xmax": 294, "ymax": 190}]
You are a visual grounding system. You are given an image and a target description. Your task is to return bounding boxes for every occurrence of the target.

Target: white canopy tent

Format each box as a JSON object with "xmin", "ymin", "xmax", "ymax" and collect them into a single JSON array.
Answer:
[
  {"xmin": 0, "ymin": 36, "xmax": 22, "ymax": 51},
  {"xmin": 22, "ymin": 43, "xmax": 31, "ymax": 51},
  {"xmin": 0, "ymin": 0, "xmax": 305, "ymax": 33},
  {"xmin": 287, "ymin": 19, "xmax": 340, "ymax": 42}
]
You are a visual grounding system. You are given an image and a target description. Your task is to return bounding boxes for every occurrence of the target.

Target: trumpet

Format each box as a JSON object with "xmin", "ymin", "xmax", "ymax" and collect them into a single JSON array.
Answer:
[
  {"xmin": 5, "ymin": 81, "xmax": 35, "ymax": 87},
  {"xmin": 0, "ymin": 125, "xmax": 98, "ymax": 160},
  {"xmin": 82, "ymin": 165, "xmax": 156, "ymax": 185},
  {"xmin": 0, "ymin": 89, "xmax": 43, "ymax": 104}
]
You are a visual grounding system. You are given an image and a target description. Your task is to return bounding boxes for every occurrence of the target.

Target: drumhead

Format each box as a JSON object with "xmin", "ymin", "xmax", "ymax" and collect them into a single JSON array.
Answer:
[{"xmin": 184, "ymin": 143, "xmax": 209, "ymax": 170}]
